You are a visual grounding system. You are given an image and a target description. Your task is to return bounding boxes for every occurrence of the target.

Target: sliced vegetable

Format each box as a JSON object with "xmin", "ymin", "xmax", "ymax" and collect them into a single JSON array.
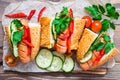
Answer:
[
  {"xmin": 27, "ymin": 9, "xmax": 36, "ymax": 20},
  {"xmin": 22, "ymin": 39, "xmax": 34, "ymax": 48},
  {"xmin": 47, "ymin": 56, "xmax": 63, "ymax": 72},
  {"xmin": 10, "ymin": 19, "xmax": 23, "ymax": 57},
  {"xmin": 52, "ymin": 51, "xmax": 65, "ymax": 61},
  {"xmin": 4, "ymin": 53, "xmax": 18, "ymax": 67},
  {"xmin": 38, "ymin": 7, "xmax": 46, "ymax": 22},
  {"xmin": 35, "ymin": 49, "xmax": 53, "ymax": 69},
  {"xmin": 5, "ymin": 12, "xmax": 27, "ymax": 18},
  {"xmin": 52, "ymin": 24, "xmax": 57, "ymax": 40},
  {"xmin": 91, "ymin": 20, "xmax": 102, "ymax": 33},
  {"xmin": 82, "ymin": 16, "xmax": 92, "ymax": 27},
  {"xmin": 66, "ymin": 8, "xmax": 74, "ymax": 54},
  {"xmin": 93, "ymin": 48, "xmax": 105, "ymax": 65},
  {"xmin": 80, "ymin": 51, "xmax": 93, "ymax": 63},
  {"xmin": 62, "ymin": 57, "xmax": 74, "ymax": 72}
]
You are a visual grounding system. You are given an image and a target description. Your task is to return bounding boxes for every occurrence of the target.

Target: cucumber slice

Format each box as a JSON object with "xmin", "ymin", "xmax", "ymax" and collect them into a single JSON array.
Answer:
[
  {"xmin": 52, "ymin": 24, "xmax": 57, "ymax": 40},
  {"xmin": 35, "ymin": 49, "xmax": 53, "ymax": 69},
  {"xmin": 80, "ymin": 51, "xmax": 93, "ymax": 63},
  {"xmin": 52, "ymin": 51, "xmax": 65, "ymax": 61},
  {"xmin": 55, "ymin": 13, "xmax": 60, "ymax": 19},
  {"xmin": 10, "ymin": 22, "xmax": 18, "ymax": 57},
  {"xmin": 12, "ymin": 44, "xmax": 18, "ymax": 57},
  {"xmin": 62, "ymin": 57, "xmax": 74, "ymax": 72},
  {"xmin": 47, "ymin": 56, "xmax": 63, "ymax": 72}
]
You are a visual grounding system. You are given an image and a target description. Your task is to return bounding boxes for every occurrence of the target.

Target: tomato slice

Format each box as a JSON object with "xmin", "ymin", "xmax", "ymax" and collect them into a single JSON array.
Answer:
[
  {"xmin": 82, "ymin": 16, "xmax": 92, "ymax": 28},
  {"xmin": 91, "ymin": 20, "xmax": 102, "ymax": 33}
]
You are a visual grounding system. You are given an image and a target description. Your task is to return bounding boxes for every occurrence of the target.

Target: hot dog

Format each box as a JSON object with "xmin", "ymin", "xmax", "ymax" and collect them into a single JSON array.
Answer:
[
  {"xmin": 5, "ymin": 19, "xmax": 41, "ymax": 63},
  {"xmin": 77, "ymin": 28, "xmax": 119, "ymax": 70}
]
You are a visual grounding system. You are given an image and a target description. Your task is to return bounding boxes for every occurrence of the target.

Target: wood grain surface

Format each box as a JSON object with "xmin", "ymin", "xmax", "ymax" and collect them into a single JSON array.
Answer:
[{"xmin": 0, "ymin": 0, "xmax": 120, "ymax": 80}]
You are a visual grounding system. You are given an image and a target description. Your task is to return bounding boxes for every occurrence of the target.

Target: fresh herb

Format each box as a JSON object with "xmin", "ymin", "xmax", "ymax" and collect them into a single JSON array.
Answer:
[
  {"xmin": 101, "ymin": 19, "xmax": 110, "ymax": 32},
  {"xmin": 13, "ymin": 29, "xmax": 24, "ymax": 44},
  {"xmin": 85, "ymin": 3, "xmax": 119, "ymax": 32},
  {"xmin": 90, "ymin": 40, "xmax": 105, "ymax": 51},
  {"xmin": 85, "ymin": 5, "xmax": 102, "ymax": 20},
  {"xmin": 103, "ymin": 34, "xmax": 111, "ymax": 42},
  {"xmin": 61, "ymin": 7, "xmax": 68, "ymax": 15},
  {"xmin": 105, "ymin": 42, "xmax": 114, "ymax": 54},
  {"xmin": 12, "ymin": 19, "xmax": 22, "ymax": 28},
  {"xmin": 52, "ymin": 7, "xmax": 72, "ymax": 35},
  {"xmin": 90, "ymin": 33, "xmax": 114, "ymax": 53},
  {"xmin": 99, "ymin": 5, "xmax": 105, "ymax": 14}
]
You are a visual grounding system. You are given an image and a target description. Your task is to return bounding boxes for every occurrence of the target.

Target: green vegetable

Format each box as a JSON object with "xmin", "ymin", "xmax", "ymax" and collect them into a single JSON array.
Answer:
[
  {"xmin": 101, "ymin": 19, "xmax": 110, "ymax": 32},
  {"xmin": 103, "ymin": 34, "xmax": 111, "ymax": 42},
  {"xmin": 12, "ymin": 19, "xmax": 22, "ymax": 28},
  {"xmin": 90, "ymin": 40, "xmax": 105, "ymax": 51},
  {"xmin": 105, "ymin": 42, "xmax": 114, "ymax": 54},
  {"xmin": 13, "ymin": 29, "xmax": 24, "ymax": 44},
  {"xmin": 85, "ymin": 5, "xmax": 102, "ymax": 20},
  {"xmin": 110, "ymin": 22, "xmax": 116, "ymax": 30},
  {"xmin": 52, "ymin": 7, "xmax": 72, "ymax": 37},
  {"xmin": 61, "ymin": 7, "xmax": 68, "ymax": 15},
  {"xmin": 106, "ymin": 3, "xmax": 119, "ymax": 19},
  {"xmin": 99, "ymin": 5, "xmax": 105, "ymax": 14},
  {"xmin": 85, "ymin": 3, "xmax": 119, "ymax": 32},
  {"xmin": 10, "ymin": 19, "xmax": 23, "ymax": 57}
]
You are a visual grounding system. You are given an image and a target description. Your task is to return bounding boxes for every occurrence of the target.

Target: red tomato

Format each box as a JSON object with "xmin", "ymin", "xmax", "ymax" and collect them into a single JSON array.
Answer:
[
  {"xmin": 82, "ymin": 16, "xmax": 92, "ymax": 28},
  {"xmin": 91, "ymin": 20, "xmax": 102, "ymax": 33}
]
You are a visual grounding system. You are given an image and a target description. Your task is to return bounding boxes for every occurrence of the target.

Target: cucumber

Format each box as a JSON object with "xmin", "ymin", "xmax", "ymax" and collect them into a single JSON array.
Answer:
[
  {"xmin": 52, "ymin": 51, "xmax": 65, "ymax": 61},
  {"xmin": 80, "ymin": 51, "xmax": 93, "ymax": 63},
  {"xmin": 47, "ymin": 56, "xmax": 63, "ymax": 72},
  {"xmin": 55, "ymin": 13, "xmax": 60, "ymax": 19},
  {"xmin": 12, "ymin": 44, "xmax": 18, "ymax": 57},
  {"xmin": 52, "ymin": 24, "xmax": 57, "ymax": 40},
  {"xmin": 62, "ymin": 57, "xmax": 74, "ymax": 72},
  {"xmin": 35, "ymin": 49, "xmax": 53, "ymax": 69},
  {"xmin": 10, "ymin": 22, "xmax": 18, "ymax": 57}
]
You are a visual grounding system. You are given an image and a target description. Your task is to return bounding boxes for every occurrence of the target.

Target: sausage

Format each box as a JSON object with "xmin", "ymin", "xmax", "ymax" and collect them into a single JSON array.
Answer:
[
  {"xmin": 57, "ymin": 38, "xmax": 67, "ymax": 47},
  {"xmin": 18, "ymin": 41, "xmax": 30, "ymax": 63},
  {"xmin": 79, "ymin": 63, "xmax": 90, "ymax": 71},
  {"xmin": 56, "ymin": 43, "xmax": 67, "ymax": 54},
  {"xmin": 20, "ymin": 18, "xmax": 28, "ymax": 27}
]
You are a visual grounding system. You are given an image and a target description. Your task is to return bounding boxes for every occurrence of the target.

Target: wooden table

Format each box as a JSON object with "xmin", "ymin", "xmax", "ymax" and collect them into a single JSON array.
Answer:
[{"xmin": 0, "ymin": 0, "xmax": 120, "ymax": 80}]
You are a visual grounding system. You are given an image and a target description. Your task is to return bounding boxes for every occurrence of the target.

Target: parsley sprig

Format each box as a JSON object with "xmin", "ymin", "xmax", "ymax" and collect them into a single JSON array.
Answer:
[
  {"xmin": 90, "ymin": 33, "xmax": 114, "ymax": 54},
  {"xmin": 52, "ymin": 7, "xmax": 72, "ymax": 35},
  {"xmin": 85, "ymin": 3, "xmax": 119, "ymax": 32}
]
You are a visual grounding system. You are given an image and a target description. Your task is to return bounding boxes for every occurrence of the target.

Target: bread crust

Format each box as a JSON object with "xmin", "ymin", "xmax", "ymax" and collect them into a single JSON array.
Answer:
[
  {"xmin": 77, "ymin": 28, "xmax": 98, "ymax": 60},
  {"xmin": 29, "ymin": 23, "xmax": 41, "ymax": 60},
  {"xmin": 40, "ymin": 17, "xmax": 52, "ymax": 48},
  {"xmin": 71, "ymin": 19, "xmax": 85, "ymax": 50},
  {"xmin": 5, "ymin": 26, "xmax": 12, "ymax": 50}
]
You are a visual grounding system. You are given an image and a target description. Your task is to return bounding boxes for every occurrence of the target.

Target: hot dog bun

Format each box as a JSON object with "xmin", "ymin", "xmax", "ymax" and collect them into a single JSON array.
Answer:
[
  {"xmin": 5, "ymin": 22, "xmax": 41, "ymax": 63},
  {"xmin": 29, "ymin": 23, "xmax": 41, "ymax": 60},
  {"xmin": 79, "ymin": 48, "xmax": 119, "ymax": 70},
  {"xmin": 40, "ymin": 17, "xmax": 54, "ymax": 48},
  {"xmin": 71, "ymin": 19, "xmax": 85, "ymax": 50},
  {"xmin": 90, "ymin": 48, "xmax": 119, "ymax": 70},
  {"xmin": 5, "ymin": 26, "xmax": 12, "ymax": 50},
  {"xmin": 77, "ymin": 28, "xmax": 119, "ymax": 70},
  {"xmin": 77, "ymin": 28, "xmax": 98, "ymax": 60}
]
